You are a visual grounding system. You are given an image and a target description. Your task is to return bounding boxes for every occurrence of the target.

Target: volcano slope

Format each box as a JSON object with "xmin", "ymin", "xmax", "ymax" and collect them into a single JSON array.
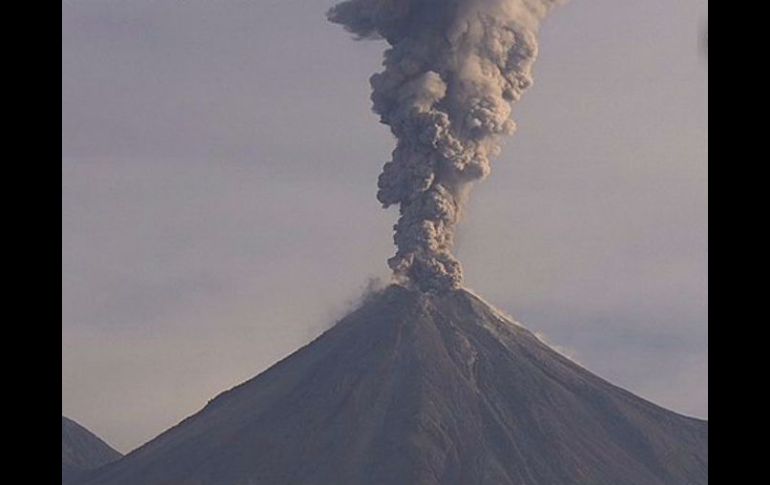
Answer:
[{"xmin": 80, "ymin": 285, "xmax": 707, "ymax": 485}]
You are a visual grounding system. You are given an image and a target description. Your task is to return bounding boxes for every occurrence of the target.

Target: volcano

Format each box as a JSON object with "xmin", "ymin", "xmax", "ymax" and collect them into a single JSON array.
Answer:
[{"xmin": 79, "ymin": 285, "xmax": 707, "ymax": 485}]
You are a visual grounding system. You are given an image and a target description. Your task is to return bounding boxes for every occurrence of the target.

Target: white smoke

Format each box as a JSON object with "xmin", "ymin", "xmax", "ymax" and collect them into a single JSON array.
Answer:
[{"xmin": 328, "ymin": 0, "xmax": 564, "ymax": 292}]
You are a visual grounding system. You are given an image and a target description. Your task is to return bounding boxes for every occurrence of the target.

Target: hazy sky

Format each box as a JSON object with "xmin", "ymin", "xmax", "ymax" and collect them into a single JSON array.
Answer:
[{"xmin": 62, "ymin": 0, "xmax": 707, "ymax": 453}]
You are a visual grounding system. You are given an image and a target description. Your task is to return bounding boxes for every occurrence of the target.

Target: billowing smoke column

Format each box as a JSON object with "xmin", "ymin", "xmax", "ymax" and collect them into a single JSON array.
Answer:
[{"xmin": 328, "ymin": 0, "xmax": 562, "ymax": 292}]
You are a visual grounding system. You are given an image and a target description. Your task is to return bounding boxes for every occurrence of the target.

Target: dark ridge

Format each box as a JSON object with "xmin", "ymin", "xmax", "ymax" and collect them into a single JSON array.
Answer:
[{"xmin": 62, "ymin": 416, "xmax": 122, "ymax": 485}]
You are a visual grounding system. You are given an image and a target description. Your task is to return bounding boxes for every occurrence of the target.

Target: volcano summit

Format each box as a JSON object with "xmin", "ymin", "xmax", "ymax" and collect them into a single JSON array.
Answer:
[{"xmin": 79, "ymin": 285, "xmax": 707, "ymax": 485}]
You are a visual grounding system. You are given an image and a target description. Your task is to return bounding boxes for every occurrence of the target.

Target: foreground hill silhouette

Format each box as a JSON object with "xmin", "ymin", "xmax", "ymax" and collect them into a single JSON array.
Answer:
[
  {"xmin": 62, "ymin": 416, "xmax": 122, "ymax": 484},
  {"xmin": 80, "ymin": 285, "xmax": 707, "ymax": 485}
]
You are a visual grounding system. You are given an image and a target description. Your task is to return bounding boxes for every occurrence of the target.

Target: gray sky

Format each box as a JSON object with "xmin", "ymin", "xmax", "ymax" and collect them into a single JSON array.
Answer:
[{"xmin": 62, "ymin": 0, "xmax": 707, "ymax": 453}]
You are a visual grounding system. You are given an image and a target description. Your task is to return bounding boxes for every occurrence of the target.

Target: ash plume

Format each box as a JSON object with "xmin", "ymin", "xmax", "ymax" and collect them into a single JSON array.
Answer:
[{"xmin": 328, "ymin": 0, "xmax": 564, "ymax": 292}]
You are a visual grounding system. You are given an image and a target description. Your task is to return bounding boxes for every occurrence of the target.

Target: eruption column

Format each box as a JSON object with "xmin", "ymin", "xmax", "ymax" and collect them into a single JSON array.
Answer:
[{"xmin": 328, "ymin": 0, "xmax": 563, "ymax": 292}]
